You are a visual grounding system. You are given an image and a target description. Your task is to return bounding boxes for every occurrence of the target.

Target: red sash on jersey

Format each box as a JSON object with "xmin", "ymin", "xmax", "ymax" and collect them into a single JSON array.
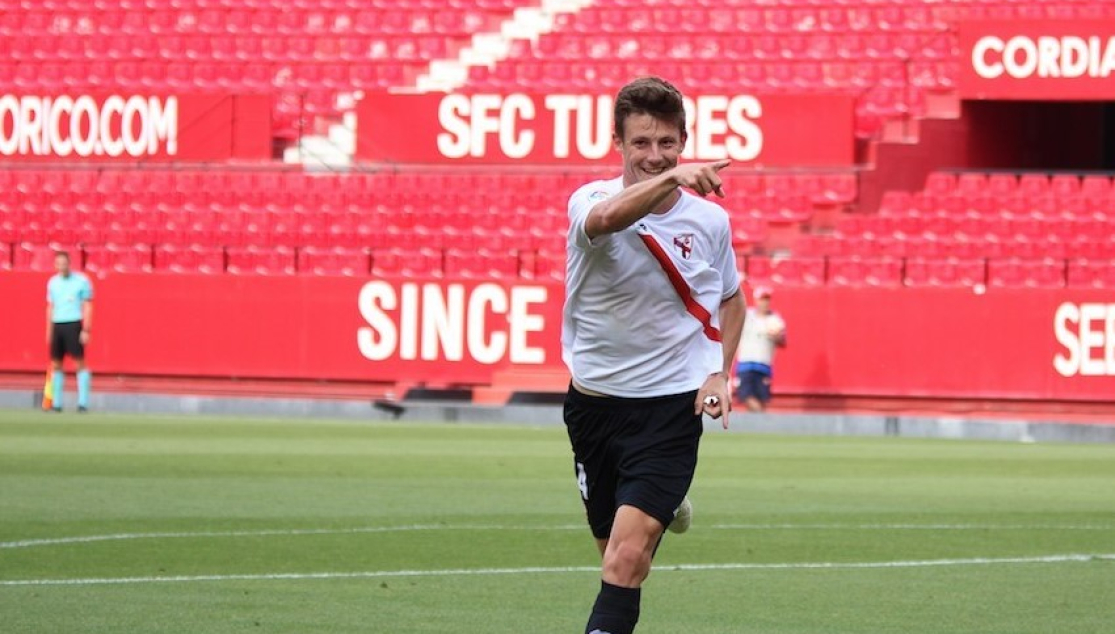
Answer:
[{"xmin": 637, "ymin": 233, "xmax": 722, "ymax": 342}]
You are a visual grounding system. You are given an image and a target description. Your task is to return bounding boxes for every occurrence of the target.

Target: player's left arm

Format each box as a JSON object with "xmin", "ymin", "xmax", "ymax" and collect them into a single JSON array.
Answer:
[
  {"xmin": 695, "ymin": 291, "xmax": 745, "ymax": 426},
  {"xmin": 695, "ymin": 217, "xmax": 747, "ymax": 426},
  {"xmin": 80, "ymin": 278, "xmax": 94, "ymax": 345},
  {"xmin": 719, "ymin": 292, "xmax": 747, "ymax": 374}
]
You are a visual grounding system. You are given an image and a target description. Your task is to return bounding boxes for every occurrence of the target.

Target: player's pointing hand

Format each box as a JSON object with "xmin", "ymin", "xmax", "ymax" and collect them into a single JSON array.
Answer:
[{"xmin": 671, "ymin": 160, "xmax": 731, "ymax": 198}]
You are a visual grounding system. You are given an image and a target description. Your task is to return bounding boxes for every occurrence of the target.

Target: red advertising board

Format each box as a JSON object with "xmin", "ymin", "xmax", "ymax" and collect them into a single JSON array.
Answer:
[
  {"xmin": 0, "ymin": 94, "xmax": 272, "ymax": 162},
  {"xmin": 2, "ymin": 272, "xmax": 1114, "ymax": 402},
  {"xmin": 357, "ymin": 92, "xmax": 855, "ymax": 167},
  {"xmin": 0, "ymin": 272, "xmax": 560, "ymax": 383},
  {"xmin": 959, "ymin": 20, "xmax": 1115, "ymax": 100},
  {"xmin": 768, "ymin": 286, "xmax": 1115, "ymax": 401}
]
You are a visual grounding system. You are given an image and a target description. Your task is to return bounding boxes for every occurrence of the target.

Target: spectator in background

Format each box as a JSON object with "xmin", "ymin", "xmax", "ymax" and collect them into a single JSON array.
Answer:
[
  {"xmin": 46, "ymin": 251, "xmax": 94, "ymax": 413},
  {"xmin": 735, "ymin": 286, "xmax": 786, "ymax": 412}
]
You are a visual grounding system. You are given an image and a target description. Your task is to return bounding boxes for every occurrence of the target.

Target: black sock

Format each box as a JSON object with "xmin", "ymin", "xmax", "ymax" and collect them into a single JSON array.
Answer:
[{"xmin": 585, "ymin": 580, "xmax": 641, "ymax": 634}]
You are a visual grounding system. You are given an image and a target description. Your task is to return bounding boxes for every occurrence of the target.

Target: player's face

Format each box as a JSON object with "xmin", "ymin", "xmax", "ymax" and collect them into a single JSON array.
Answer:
[
  {"xmin": 614, "ymin": 113, "xmax": 685, "ymax": 186},
  {"xmin": 54, "ymin": 255, "xmax": 70, "ymax": 276},
  {"xmin": 757, "ymin": 296, "xmax": 771, "ymax": 313}
]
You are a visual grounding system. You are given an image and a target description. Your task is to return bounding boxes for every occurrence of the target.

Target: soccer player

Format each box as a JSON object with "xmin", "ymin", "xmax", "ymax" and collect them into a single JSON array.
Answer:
[
  {"xmin": 46, "ymin": 251, "xmax": 94, "ymax": 413},
  {"xmin": 734, "ymin": 286, "xmax": 787, "ymax": 412},
  {"xmin": 562, "ymin": 77, "xmax": 747, "ymax": 634}
]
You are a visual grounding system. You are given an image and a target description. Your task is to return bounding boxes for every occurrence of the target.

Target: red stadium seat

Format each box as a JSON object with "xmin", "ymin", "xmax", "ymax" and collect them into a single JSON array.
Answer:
[
  {"xmin": 987, "ymin": 258, "xmax": 1066, "ymax": 289},
  {"xmin": 226, "ymin": 245, "xmax": 296, "ymax": 275},
  {"xmin": 956, "ymin": 173, "xmax": 988, "ymax": 197},
  {"xmin": 298, "ymin": 246, "xmax": 370, "ymax": 276},
  {"xmin": 827, "ymin": 256, "xmax": 903, "ymax": 287},
  {"xmin": 154, "ymin": 244, "xmax": 226, "ymax": 274},
  {"xmin": 878, "ymin": 191, "xmax": 918, "ymax": 217},
  {"xmin": 533, "ymin": 249, "xmax": 565, "ymax": 281},
  {"xmin": 444, "ymin": 249, "xmax": 521, "ymax": 280},
  {"xmin": 904, "ymin": 258, "xmax": 986, "ymax": 287},
  {"xmin": 1017, "ymin": 174, "xmax": 1050, "ymax": 198},
  {"xmin": 0, "ymin": 242, "xmax": 11, "ymax": 271},
  {"xmin": 1050, "ymin": 175, "xmax": 1081, "ymax": 198},
  {"xmin": 746, "ymin": 256, "xmax": 825, "ymax": 287},
  {"xmin": 986, "ymin": 173, "xmax": 1017, "ymax": 197},
  {"xmin": 83, "ymin": 244, "xmax": 154, "ymax": 274},
  {"xmin": 14, "ymin": 243, "xmax": 78, "ymax": 272},
  {"xmin": 1080, "ymin": 176, "xmax": 1112, "ymax": 201},
  {"xmin": 371, "ymin": 248, "xmax": 443, "ymax": 279},
  {"xmin": 1067, "ymin": 259, "xmax": 1115, "ymax": 289}
]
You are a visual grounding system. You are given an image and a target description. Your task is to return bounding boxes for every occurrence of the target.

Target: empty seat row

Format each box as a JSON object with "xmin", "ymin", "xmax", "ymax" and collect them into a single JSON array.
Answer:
[
  {"xmin": 0, "ymin": 218, "xmax": 568, "ymax": 252},
  {"xmin": 0, "ymin": 168, "xmax": 854, "ymax": 197},
  {"xmin": 924, "ymin": 172, "xmax": 1114, "ymax": 199},
  {"xmin": 0, "ymin": 0, "xmax": 523, "ymax": 11},
  {"xmin": 0, "ymin": 6, "xmax": 511, "ymax": 36},
  {"xmin": 881, "ymin": 194, "xmax": 1115, "ymax": 220},
  {"xmin": 745, "ymin": 256, "xmax": 1115, "ymax": 289},
  {"xmin": 800, "ymin": 234, "xmax": 1115, "ymax": 261},
  {"xmin": 556, "ymin": 6, "xmax": 947, "ymax": 34},
  {"xmin": 1, "ymin": 34, "xmax": 457, "ymax": 63},
  {"xmin": 7, "ymin": 240, "xmax": 1112, "ymax": 288},
  {"xmin": 0, "ymin": 242, "xmax": 563, "ymax": 280},
  {"xmin": 529, "ymin": 32, "xmax": 955, "ymax": 62},
  {"xmin": 838, "ymin": 215, "xmax": 1115, "ymax": 240}
]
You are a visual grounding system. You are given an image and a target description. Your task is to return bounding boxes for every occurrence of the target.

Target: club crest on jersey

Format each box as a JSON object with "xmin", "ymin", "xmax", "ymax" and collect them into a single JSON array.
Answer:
[
  {"xmin": 673, "ymin": 233, "xmax": 694, "ymax": 260},
  {"xmin": 587, "ymin": 190, "xmax": 610, "ymax": 202}
]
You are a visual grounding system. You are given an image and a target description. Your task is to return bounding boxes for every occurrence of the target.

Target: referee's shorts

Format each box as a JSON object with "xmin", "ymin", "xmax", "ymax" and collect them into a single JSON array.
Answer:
[
  {"xmin": 50, "ymin": 320, "xmax": 85, "ymax": 361},
  {"xmin": 563, "ymin": 385, "xmax": 703, "ymax": 539}
]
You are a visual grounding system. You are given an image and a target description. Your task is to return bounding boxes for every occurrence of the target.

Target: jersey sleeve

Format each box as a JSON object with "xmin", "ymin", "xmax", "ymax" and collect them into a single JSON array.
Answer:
[
  {"xmin": 567, "ymin": 184, "xmax": 612, "ymax": 250},
  {"xmin": 80, "ymin": 277, "xmax": 93, "ymax": 301},
  {"xmin": 46, "ymin": 279, "xmax": 53, "ymax": 303},
  {"xmin": 714, "ymin": 216, "xmax": 741, "ymax": 300}
]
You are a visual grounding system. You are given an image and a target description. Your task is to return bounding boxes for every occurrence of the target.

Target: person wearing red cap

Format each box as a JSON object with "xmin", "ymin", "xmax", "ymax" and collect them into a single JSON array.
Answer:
[{"xmin": 734, "ymin": 286, "xmax": 786, "ymax": 412}]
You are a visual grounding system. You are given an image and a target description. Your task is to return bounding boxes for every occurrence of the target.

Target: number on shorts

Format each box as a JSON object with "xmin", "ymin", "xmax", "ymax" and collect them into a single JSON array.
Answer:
[{"xmin": 575, "ymin": 461, "xmax": 589, "ymax": 501}]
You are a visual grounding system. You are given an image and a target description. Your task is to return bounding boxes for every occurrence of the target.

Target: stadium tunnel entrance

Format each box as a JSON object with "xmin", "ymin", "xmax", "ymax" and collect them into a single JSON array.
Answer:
[{"xmin": 962, "ymin": 100, "xmax": 1115, "ymax": 172}]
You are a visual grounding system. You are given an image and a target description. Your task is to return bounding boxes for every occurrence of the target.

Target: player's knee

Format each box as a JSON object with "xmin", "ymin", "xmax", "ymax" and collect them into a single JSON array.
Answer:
[{"xmin": 602, "ymin": 538, "xmax": 653, "ymax": 586}]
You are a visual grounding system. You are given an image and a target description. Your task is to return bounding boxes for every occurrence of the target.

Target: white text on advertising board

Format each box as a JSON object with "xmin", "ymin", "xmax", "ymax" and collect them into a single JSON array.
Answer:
[
  {"xmin": 436, "ymin": 93, "xmax": 763, "ymax": 162},
  {"xmin": 1053, "ymin": 302, "xmax": 1115, "ymax": 377},
  {"xmin": 972, "ymin": 35, "xmax": 1115, "ymax": 79},
  {"xmin": 0, "ymin": 95, "xmax": 178, "ymax": 158},
  {"xmin": 357, "ymin": 281, "xmax": 547, "ymax": 365}
]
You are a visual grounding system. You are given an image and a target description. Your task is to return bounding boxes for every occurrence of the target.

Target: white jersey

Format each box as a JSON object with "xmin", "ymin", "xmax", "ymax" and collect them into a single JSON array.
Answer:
[
  {"xmin": 736, "ymin": 308, "xmax": 786, "ymax": 367},
  {"xmin": 562, "ymin": 177, "xmax": 741, "ymax": 398}
]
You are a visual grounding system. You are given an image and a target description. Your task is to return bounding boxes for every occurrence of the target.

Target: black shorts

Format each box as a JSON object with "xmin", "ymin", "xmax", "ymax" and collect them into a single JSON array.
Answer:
[
  {"xmin": 736, "ymin": 370, "xmax": 771, "ymax": 403},
  {"xmin": 50, "ymin": 321, "xmax": 84, "ymax": 361},
  {"xmin": 563, "ymin": 386, "xmax": 703, "ymax": 539}
]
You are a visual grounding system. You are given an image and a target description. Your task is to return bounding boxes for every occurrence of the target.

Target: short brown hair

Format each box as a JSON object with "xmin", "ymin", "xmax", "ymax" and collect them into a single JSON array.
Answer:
[
  {"xmin": 54, "ymin": 250, "xmax": 70, "ymax": 261},
  {"xmin": 613, "ymin": 77, "xmax": 686, "ymax": 140}
]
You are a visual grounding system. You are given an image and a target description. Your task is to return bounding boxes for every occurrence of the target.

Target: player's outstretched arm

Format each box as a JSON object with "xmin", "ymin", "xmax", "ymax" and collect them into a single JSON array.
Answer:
[{"xmin": 584, "ymin": 160, "xmax": 731, "ymax": 239}]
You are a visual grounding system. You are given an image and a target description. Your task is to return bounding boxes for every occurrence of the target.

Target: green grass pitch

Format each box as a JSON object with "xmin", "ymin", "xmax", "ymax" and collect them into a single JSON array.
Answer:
[{"xmin": 1, "ymin": 409, "xmax": 1113, "ymax": 633}]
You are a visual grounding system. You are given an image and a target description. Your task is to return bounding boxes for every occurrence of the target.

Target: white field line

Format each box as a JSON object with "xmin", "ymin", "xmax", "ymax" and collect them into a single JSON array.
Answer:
[
  {"xmin": 2, "ymin": 554, "xmax": 1112, "ymax": 587},
  {"xmin": 2, "ymin": 523, "xmax": 1112, "ymax": 550},
  {"xmin": 0, "ymin": 525, "xmax": 584, "ymax": 550}
]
